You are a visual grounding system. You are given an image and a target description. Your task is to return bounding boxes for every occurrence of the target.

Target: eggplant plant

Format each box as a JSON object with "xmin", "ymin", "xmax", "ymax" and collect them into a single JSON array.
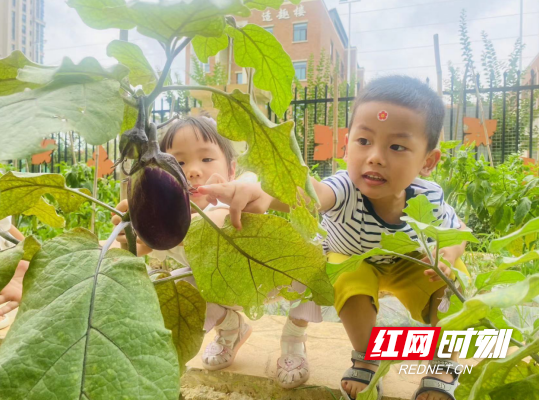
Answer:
[{"xmin": 0, "ymin": 1, "xmax": 332, "ymax": 398}]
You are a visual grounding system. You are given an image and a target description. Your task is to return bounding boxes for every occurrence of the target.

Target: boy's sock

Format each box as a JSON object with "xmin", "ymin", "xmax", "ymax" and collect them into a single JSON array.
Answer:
[
  {"xmin": 214, "ymin": 309, "xmax": 240, "ymax": 347},
  {"xmin": 281, "ymin": 318, "xmax": 307, "ymax": 356}
]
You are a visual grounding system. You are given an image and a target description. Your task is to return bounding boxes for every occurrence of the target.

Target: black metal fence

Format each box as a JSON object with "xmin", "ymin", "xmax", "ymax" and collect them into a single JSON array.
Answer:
[
  {"xmin": 10, "ymin": 72, "xmax": 539, "ymax": 179},
  {"xmin": 444, "ymin": 69, "xmax": 539, "ymax": 164}
]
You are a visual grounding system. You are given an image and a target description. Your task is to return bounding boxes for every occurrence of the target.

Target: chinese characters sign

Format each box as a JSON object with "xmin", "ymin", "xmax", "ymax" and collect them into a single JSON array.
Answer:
[
  {"xmin": 262, "ymin": 5, "xmax": 306, "ymax": 22},
  {"xmin": 365, "ymin": 327, "xmax": 513, "ymax": 360}
]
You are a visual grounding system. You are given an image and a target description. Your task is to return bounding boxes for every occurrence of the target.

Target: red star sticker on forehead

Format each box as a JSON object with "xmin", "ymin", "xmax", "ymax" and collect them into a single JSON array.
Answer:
[{"xmin": 378, "ymin": 110, "xmax": 389, "ymax": 121}]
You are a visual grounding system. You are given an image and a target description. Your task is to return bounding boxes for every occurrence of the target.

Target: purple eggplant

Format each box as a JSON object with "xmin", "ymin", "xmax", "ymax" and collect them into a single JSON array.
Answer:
[{"xmin": 128, "ymin": 123, "xmax": 191, "ymax": 250}]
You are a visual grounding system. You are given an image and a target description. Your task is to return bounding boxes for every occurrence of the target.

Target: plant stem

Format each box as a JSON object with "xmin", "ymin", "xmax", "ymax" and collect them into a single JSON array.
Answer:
[
  {"xmin": 124, "ymin": 224, "xmax": 137, "ymax": 256},
  {"xmin": 152, "ymin": 272, "xmax": 194, "ymax": 286},
  {"xmin": 147, "ymin": 37, "xmax": 192, "ymax": 105},
  {"xmin": 0, "ymin": 230, "xmax": 20, "ymax": 245},
  {"xmin": 120, "ymin": 81, "xmax": 135, "ymax": 96},
  {"xmin": 157, "ymin": 114, "xmax": 180, "ymax": 130},
  {"xmin": 67, "ymin": 187, "xmax": 124, "ymax": 217}
]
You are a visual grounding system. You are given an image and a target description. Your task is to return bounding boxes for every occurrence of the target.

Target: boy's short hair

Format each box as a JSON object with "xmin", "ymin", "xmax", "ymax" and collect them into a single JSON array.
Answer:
[
  {"xmin": 350, "ymin": 75, "xmax": 445, "ymax": 152},
  {"xmin": 160, "ymin": 116, "xmax": 237, "ymax": 170}
]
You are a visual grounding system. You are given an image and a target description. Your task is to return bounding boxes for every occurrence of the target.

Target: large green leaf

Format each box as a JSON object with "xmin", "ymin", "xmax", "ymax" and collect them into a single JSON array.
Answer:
[
  {"xmin": 121, "ymin": 103, "xmax": 139, "ymax": 133},
  {"xmin": 68, "ymin": 0, "xmax": 250, "ymax": 42},
  {"xmin": 401, "ymin": 216, "xmax": 478, "ymax": 249},
  {"xmin": 23, "ymin": 198, "xmax": 67, "ymax": 228},
  {"xmin": 212, "ymin": 90, "xmax": 308, "ymax": 206},
  {"xmin": 439, "ymin": 273, "xmax": 539, "ymax": 331},
  {"xmin": 0, "ymin": 228, "xmax": 180, "ymax": 399},
  {"xmin": 514, "ymin": 197, "xmax": 532, "ymax": 226},
  {"xmin": 456, "ymin": 337, "xmax": 539, "ymax": 400},
  {"xmin": 0, "ymin": 51, "xmax": 43, "ymax": 96},
  {"xmin": 490, "ymin": 374, "xmax": 539, "ymax": 400},
  {"xmin": 0, "ymin": 237, "xmax": 40, "ymax": 292},
  {"xmin": 402, "ymin": 194, "xmax": 439, "ymax": 225},
  {"xmin": 474, "ymin": 270, "xmax": 526, "ymax": 291},
  {"xmin": 192, "ymin": 33, "xmax": 230, "ymax": 64},
  {"xmin": 490, "ymin": 217, "xmax": 539, "ymax": 252},
  {"xmin": 184, "ymin": 213, "xmax": 333, "ymax": 319},
  {"xmin": 155, "ymin": 279, "xmax": 206, "ymax": 373},
  {"xmin": 0, "ymin": 172, "xmax": 91, "ymax": 224},
  {"xmin": 438, "ymin": 297, "xmax": 523, "ymax": 354},
  {"xmin": 226, "ymin": 24, "xmax": 294, "ymax": 117},
  {"xmin": 107, "ymin": 40, "xmax": 158, "ymax": 93},
  {"xmin": 497, "ymin": 250, "xmax": 539, "ymax": 270},
  {"xmin": 17, "ymin": 57, "xmax": 129, "ymax": 85},
  {"xmin": 0, "ymin": 79, "xmax": 123, "ymax": 160},
  {"xmin": 289, "ymin": 196, "xmax": 324, "ymax": 241},
  {"xmin": 380, "ymin": 231, "xmax": 420, "ymax": 254}
]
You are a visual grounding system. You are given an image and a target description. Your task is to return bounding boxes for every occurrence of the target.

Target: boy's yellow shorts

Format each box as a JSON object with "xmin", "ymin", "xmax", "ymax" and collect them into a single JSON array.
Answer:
[{"xmin": 330, "ymin": 252, "xmax": 469, "ymax": 324}]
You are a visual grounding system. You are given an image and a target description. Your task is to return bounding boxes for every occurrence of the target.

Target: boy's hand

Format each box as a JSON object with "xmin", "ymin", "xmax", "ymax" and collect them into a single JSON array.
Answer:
[
  {"xmin": 421, "ymin": 249, "xmax": 456, "ymax": 282},
  {"xmin": 197, "ymin": 181, "xmax": 273, "ymax": 230},
  {"xmin": 110, "ymin": 199, "xmax": 152, "ymax": 255}
]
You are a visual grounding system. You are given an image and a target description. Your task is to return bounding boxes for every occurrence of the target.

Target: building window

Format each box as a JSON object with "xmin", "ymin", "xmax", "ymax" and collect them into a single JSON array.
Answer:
[
  {"xmin": 236, "ymin": 72, "xmax": 243, "ymax": 84},
  {"xmin": 22, "ymin": 36, "xmax": 26, "ymax": 45},
  {"xmin": 12, "ymin": 12, "xmax": 16, "ymax": 40},
  {"xmin": 22, "ymin": 47, "xmax": 26, "ymax": 54},
  {"xmin": 12, "ymin": 44, "xmax": 15, "ymax": 51},
  {"xmin": 293, "ymin": 61, "xmax": 307, "ymax": 80},
  {"xmin": 22, "ymin": 14, "xmax": 26, "ymax": 23},
  {"xmin": 22, "ymin": 25, "xmax": 26, "ymax": 34},
  {"xmin": 23, "ymin": 4, "xmax": 26, "ymax": 12},
  {"xmin": 341, "ymin": 60, "xmax": 344, "ymax": 79},
  {"xmin": 203, "ymin": 62, "xmax": 210, "ymax": 73},
  {"xmin": 330, "ymin": 41, "xmax": 334, "ymax": 61},
  {"xmin": 12, "ymin": 0, "xmax": 16, "ymax": 6},
  {"xmin": 264, "ymin": 26, "xmax": 274, "ymax": 34},
  {"xmin": 293, "ymin": 23, "xmax": 307, "ymax": 42}
]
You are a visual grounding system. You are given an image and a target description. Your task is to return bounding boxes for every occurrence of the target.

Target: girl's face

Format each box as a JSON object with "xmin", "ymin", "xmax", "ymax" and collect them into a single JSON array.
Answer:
[{"xmin": 167, "ymin": 126, "xmax": 235, "ymax": 210}]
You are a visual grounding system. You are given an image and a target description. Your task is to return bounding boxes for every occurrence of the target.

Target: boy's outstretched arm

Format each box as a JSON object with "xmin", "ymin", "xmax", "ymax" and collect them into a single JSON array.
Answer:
[{"xmin": 198, "ymin": 177, "xmax": 336, "ymax": 230}]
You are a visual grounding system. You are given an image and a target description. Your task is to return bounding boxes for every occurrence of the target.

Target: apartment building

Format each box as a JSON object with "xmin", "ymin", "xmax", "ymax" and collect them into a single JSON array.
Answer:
[
  {"xmin": 0, "ymin": 0, "xmax": 45, "ymax": 63},
  {"xmin": 184, "ymin": 0, "xmax": 361, "ymax": 87}
]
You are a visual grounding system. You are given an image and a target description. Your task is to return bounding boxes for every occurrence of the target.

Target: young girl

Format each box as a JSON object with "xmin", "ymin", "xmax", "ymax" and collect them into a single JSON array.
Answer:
[{"xmin": 114, "ymin": 116, "xmax": 319, "ymax": 388}]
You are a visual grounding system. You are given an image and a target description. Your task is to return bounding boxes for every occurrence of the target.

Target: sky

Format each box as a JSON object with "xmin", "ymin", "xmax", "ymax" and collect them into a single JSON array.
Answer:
[{"xmin": 43, "ymin": 0, "xmax": 539, "ymax": 84}]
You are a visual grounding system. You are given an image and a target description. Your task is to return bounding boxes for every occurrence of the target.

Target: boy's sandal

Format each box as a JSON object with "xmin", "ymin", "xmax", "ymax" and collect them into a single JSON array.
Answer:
[
  {"xmin": 276, "ymin": 334, "xmax": 310, "ymax": 389},
  {"xmin": 341, "ymin": 350, "xmax": 383, "ymax": 400},
  {"xmin": 201, "ymin": 311, "xmax": 252, "ymax": 371},
  {"xmin": 412, "ymin": 358, "xmax": 461, "ymax": 400}
]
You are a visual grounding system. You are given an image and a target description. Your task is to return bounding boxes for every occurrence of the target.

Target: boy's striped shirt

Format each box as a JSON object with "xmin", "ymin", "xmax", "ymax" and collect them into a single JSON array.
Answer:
[{"xmin": 321, "ymin": 170, "xmax": 460, "ymax": 264}]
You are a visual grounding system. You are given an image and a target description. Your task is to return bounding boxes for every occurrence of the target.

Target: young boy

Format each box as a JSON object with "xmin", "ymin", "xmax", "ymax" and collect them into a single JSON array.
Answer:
[{"xmin": 198, "ymin": 76, "xmax": 469, "ymax": 400}]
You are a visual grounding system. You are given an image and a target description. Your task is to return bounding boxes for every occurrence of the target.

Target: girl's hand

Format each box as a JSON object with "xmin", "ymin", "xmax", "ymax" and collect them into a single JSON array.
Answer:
[
  {"xmin": 110, "ymin": 200, "xmax": 152, "ymax": 255},
  {"xmin": 197, "ymin": 181, "xmax": 273, "ymax": 230},
  {"xmin": 0, "ymin": 260, "xmax": 29, "ymax": 317}
]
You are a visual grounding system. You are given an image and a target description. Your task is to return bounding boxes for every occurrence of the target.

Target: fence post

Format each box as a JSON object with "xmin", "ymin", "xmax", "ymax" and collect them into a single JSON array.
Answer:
[
  {"xmin": 434, "ymin": 35, "xmax": 445, "ymax": 142},
  {"xmin": 530, "ymin": 70, "xmax": 536, "ymax": 159},
  {"xmin": 332, "ymin": 68, "xmax": 339, "ymax": 174}
]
